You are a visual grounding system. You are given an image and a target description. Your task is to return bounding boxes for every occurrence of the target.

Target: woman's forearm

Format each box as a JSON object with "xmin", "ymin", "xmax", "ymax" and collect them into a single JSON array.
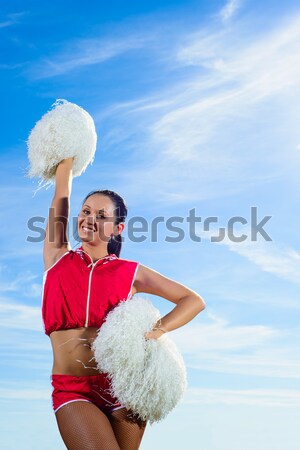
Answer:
[
  {"xmin": 154, "ymin": 294, "xmax": 205, "ymax": 333},
  {"xmin": 54, "ymin": 157, "xmax": 74, "ymax": 197}
]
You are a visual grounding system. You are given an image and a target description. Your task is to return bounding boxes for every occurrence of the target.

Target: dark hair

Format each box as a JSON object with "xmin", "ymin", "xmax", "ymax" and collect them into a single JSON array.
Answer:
[{"xmin": 81, "ymin": 189, "xmax": 128, "ymax": 257}]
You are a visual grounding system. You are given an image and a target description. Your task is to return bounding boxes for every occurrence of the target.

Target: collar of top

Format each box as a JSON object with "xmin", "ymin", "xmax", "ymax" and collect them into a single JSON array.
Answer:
[{"xmin": 75, "ymin": 246, "xmax": 118, "ymax": 267}]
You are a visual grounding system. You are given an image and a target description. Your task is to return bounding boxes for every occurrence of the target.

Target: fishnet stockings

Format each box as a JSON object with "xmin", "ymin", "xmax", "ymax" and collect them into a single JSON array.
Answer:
[
  {"xmin": 108, "ymin": 406, "xmax": 147, "ymax": 450},
  {"xmin": 55, "ymin": 400, "xmax": 147, "ymax": 450}
]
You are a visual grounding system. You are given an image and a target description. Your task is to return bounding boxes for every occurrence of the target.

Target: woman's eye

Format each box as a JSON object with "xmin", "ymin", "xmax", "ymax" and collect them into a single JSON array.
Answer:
[{"xmin": 82, "ymin": 210, "xmax": 105, "ymax": 219}]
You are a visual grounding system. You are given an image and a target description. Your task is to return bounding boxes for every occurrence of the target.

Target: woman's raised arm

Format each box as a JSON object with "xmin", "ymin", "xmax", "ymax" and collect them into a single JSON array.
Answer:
[{"xmin": 43, "ymin": 157, "xmax": 74, "ymax": 271}]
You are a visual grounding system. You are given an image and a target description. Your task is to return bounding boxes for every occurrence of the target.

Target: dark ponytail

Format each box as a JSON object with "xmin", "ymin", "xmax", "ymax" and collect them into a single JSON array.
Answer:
[{"xmin": 81, "ymin": 189, "xmax": 128, "ymax": 257}]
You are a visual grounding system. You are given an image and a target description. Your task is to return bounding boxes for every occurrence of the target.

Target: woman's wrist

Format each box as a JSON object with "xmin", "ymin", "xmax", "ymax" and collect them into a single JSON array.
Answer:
[
  {"xmin": 152, "ymin": 326, "xmax": 168, "ymax": 334},
  {"xmin": 144, "ymin": 326, "xmax": 167, "ymax": 340},
  {"xmin": 153, "ymin": 318, "xmax": 168, "ymax": 334}
]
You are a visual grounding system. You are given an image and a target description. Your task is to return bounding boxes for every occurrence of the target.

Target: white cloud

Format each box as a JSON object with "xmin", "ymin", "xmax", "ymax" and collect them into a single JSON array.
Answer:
[
  {"xmin": 156, "ymin": 15, "xmax": 300, "ymax": 158},
  {"xmin": 0, "ymin": 297, "xmax": 43, "ymax": 332},
  {"xmin": 173, "ymin": 310, "xmax": 282, "ymax": 354},
  {"xmin": 185, "ymin": 347, "xmax": 300, "ymax": 379},
  {"xmin": 0, "ymin": 386, "xmax": 50, "ymax": 400},
  {"xmin": 174, "ymin": 14, "xmax": 300, "ymax": 103},
  {"xmin": 17, "ymin": 10, "xmax": 300, "ymax": 212},
  {"xmin": 0, "ymin": 273, "xmax": 39, "ymax": 292},
  {"xmin": 219, "ymin": 0, "xmax": 242, "ymax": 23},
  {"xmin": 171, "ymin": 310, "xmax": 300, "ymax": 379},
  {"xmin": 228, "ymin": 242, "xmax": 300, "ymax": 284},
  {"xmin": 183, "ymin": 387, "xmax": 300, "ymax": 407},
  {"xmin": 26, "ymin": 34, "xmax": 154, "ymax": 79},
  {"xmin": 84, "ymin": 13, "xmax": 300, "ymax": 212},
  {"xmin": 174, "ymin": 310, "xmax": 279, "ymax": 352},
  {"xmin": 199, "ymin": 225, "xmax": 300, "ymax": 284},
  {"xmin": 0, "ymin": 12, "xmax": 27, "ymax": 28}
]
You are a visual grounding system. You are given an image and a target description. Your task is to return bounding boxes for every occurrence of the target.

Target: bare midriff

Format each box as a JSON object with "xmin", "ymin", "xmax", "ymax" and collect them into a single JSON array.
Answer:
[
  {"xmin": 50, "ymin": 284, "xmax": 137, "ymax": 377},
  {"xmin": 50, "ymin": 326, "xmax": 102, "ymax": 376}
]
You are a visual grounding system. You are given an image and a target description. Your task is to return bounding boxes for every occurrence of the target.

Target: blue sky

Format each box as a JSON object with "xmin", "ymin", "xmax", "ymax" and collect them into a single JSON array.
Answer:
[{"xmin": 1, "ymin": 1, "xmax": 300, "ymax": 449}]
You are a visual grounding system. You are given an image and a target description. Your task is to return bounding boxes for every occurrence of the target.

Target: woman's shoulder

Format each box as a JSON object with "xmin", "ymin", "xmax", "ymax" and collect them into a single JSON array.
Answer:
[
  {"xmin": 113, "ymin": 256, "xmax": 140, "ymax": 274},
  {"xmin": 115, "ymin": 255, "xmax": 139, "ymax": 265}
]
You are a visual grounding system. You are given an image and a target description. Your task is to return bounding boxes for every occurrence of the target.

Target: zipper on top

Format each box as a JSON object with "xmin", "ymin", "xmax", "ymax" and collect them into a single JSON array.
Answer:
[
  {"xmin": 79, "ymin": 247, "xmax": 112, "ymax": 328},
  {"xmin": 85, "ymin": 261, "xmax": 96, "ymax": 327}
]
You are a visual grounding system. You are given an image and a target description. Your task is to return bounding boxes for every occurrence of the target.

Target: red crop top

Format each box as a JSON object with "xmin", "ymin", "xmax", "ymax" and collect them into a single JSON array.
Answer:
[{"xmin": 41, "ymin": 246, "xmax": 139, "ymax": 336}]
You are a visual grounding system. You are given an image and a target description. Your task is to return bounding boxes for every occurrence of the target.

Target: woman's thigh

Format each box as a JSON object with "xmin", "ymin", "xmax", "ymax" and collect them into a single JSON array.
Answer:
[
  {"xmin": 55, "ymin": 400, "xmax": 121, "ymax": 450},
  {"xmin": 107, "ymin": 407, "xmax": 148, "ymax": 450}
]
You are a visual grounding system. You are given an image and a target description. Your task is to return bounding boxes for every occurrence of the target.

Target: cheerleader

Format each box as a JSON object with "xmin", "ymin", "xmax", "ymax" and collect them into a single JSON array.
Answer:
[{"xmin": 41, "ymin": 157, "xmax": 205, "ymax": 450}]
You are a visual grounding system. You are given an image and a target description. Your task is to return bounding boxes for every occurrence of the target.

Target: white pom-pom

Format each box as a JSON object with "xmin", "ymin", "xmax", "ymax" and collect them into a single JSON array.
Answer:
[
  {"xmin": 91, "ymin": 296, "xmax": 188, "ymax": 426},
  {"xmin": 26, "ymin": 99, "xmax": 97, "ymax": 187}
]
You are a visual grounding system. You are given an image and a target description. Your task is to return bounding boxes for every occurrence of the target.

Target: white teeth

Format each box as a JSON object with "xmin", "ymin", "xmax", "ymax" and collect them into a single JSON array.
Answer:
[{"xmin": 82, "ymin": 226, "xmax": 94, "ymax": 232}]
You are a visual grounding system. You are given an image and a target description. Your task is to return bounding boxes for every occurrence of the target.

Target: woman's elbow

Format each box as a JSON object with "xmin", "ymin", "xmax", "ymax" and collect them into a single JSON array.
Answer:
[{"xmin": 195, "ymin": 295, "xmax": 206, "ymax": 311}]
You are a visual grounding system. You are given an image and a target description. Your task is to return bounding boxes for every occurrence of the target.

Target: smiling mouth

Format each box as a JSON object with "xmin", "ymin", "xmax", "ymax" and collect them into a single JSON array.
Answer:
[{"xmin": 82, "ymin": 226, "xmax": 95, "ymax": 233}]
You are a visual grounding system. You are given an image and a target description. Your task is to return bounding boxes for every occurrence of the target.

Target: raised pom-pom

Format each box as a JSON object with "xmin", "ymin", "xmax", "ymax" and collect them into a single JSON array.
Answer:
[
  {"xmin": 91, "ymin": 296, "xmax": 187, "ymax": 426},
  {"xmin": 26, "ymin": 99, "xmax": 97, "ymax": 188}
]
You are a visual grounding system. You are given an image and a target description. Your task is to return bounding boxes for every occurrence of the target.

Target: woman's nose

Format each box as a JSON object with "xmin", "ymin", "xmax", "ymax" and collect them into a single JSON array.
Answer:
[{"xmin": 86, "ymin": 216, "xmax": 96, "ymax": 225}]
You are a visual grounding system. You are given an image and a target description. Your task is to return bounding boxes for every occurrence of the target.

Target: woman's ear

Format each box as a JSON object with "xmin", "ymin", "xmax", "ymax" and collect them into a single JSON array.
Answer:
[{"xmin": 117, "ymin": 223, "xmax": 125, "ymax": 233}]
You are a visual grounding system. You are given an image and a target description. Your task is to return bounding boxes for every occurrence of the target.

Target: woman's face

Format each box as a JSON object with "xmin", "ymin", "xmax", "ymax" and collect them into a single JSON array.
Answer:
[{"xmin": 77, "ymin": 193, "xmax": 124, "ymax": 245}]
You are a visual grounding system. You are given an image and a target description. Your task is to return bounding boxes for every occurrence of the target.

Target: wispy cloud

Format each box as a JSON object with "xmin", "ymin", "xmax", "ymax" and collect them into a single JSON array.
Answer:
[
  {"xmin": 0, "ymin": 262, "xmax": 42, "ymax": 298},
  {"xmin": 18, "ymin": 10, "xmax": 300, "ymax": 211},
  {"xmin": 0, "ymin": 385, "xmax": 50, "ymax": 400},
  {"xmin": 0, "ymin": 297, "xmax": 42, "ymax": 332},
  {"xmin": 0, "ymin": 12, "xmax": 27, "ymax": 28},
  {"xmin": 199, "ymin": 225, "xmax": 300, "ymax": 284},
  {"xmin": 87, "ymin": 13, "xmax": 300, "ymax": 209},
  {"xmin": 227, "ymin": 242, "xmax": 300, "ymax": 284},
  {"xmin": 0, "ymin": 273, "xmax": 39, "ymax": 293},
  {"xmin": 219, "ymin": 0, "xmax": 242, "ymax": 23},
  {"xmin": 153, "ymin": 14, "xmax": 300, "ymax": 157},
  {"xmin": 26, "ymin": 34, "xmax": 154, "ymax": 80},
  {"xmin": 0, "ymin": 63, "xmax": 25, "ymax": 70},
  {"xmin": 183, "ymin": 387, "xmax": 300, "ymax": 407},
  {"xmin": 171, "ymin": 310, "xmax": 300, "ymax": 379},
  {"xmin": 173, "ymin": 310, "xmax": 278, "ymax": 353}
]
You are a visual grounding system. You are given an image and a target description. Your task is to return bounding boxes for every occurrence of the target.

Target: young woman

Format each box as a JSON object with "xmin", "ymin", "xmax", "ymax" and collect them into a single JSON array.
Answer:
[{"xmin": 42, "ymin": 157, "xmax": 206, "ymax": 450}]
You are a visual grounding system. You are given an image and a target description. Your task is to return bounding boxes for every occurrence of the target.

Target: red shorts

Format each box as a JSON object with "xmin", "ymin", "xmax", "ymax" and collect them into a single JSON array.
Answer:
[{"xmin": 51, "ymin": 373, "xmax": 124, "ymax": 414}]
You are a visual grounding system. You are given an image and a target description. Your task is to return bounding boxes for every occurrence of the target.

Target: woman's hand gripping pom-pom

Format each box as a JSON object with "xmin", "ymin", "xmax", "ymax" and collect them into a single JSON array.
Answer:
[
  {"xmin": 26, "ymin": 99, "xmax": 97, "ymax": 190},
  {"xmin": 91, "ymin": 296, "xmax": 188, "ymax": 426}
]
